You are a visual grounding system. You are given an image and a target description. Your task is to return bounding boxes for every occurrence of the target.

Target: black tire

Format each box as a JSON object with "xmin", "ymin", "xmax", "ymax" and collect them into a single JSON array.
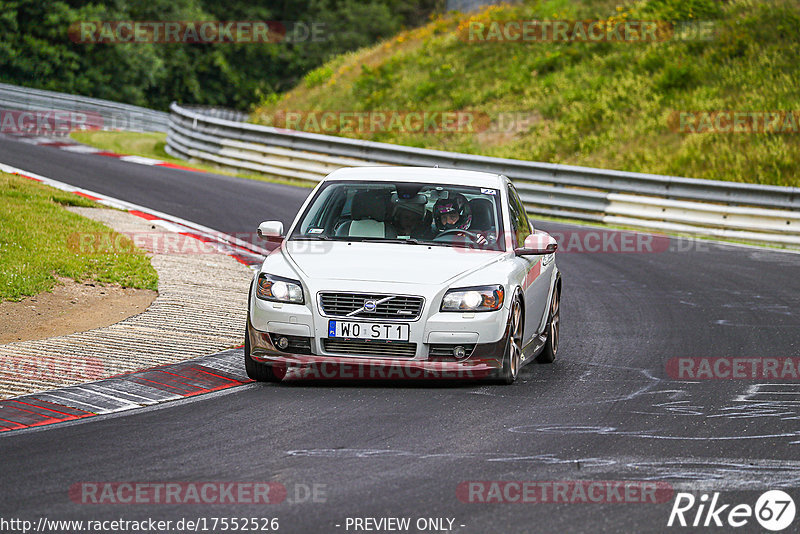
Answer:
[
  {"xmin": 495, "ymin": 296, "xmax": 523, "ymax": 385},
  {"xmin": 536, "ymin": 284, "xmax": 560, "ymax": 364},
  {"xmin": 244, "ymin": 323, "xmax": 283, "ymax": 383}
]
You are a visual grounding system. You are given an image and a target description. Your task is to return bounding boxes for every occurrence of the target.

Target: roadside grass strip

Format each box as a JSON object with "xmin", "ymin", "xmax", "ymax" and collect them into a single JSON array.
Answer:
[{"xmin": 0, "ymin": 171, "xmax": 157, "ymax": 302}]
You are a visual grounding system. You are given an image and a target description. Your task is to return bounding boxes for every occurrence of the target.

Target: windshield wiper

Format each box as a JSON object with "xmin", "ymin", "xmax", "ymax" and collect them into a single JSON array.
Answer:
[
  {"xmin": 292, "ymin": 235, "xmax": 331, "ymax": 241},
  {"xmin": 356, "ymin": 238, "xmax": 462, "ymax": 248},
  {"xmin": 356, "ymin": 237, "xmax": 424, "ymax": 245},
  {"xmin": 295, "ymin": 236, "xmax": 467, "ymax": 248}
]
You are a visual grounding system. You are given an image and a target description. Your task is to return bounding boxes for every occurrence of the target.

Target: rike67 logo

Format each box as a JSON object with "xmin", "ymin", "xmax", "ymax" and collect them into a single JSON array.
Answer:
[{"xmin": 668, "ymin": 490, "xmax": 796, "ymax": 531}]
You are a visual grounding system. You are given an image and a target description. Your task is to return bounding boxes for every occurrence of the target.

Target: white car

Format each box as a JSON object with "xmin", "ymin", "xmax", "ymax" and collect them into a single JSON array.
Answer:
[{"xmin": 245, "ymin": 167, "xmax": 561, "ymax": 384}]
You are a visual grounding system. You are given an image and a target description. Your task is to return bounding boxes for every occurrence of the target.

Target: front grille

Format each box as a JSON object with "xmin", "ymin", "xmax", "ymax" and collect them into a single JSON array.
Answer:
[
  {"xmin": 319, "ymin": 292, "xmax": 424, "ymax": 320},
  {"xmin": 428, "ymin": 344, "xmax": 476, "ymax": 361},
  {"xmin": 322, "ymin": 339, "xmax": 417, "ymax": 358}
]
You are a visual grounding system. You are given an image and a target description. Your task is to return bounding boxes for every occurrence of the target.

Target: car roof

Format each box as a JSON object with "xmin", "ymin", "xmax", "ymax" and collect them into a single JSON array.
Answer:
[{"xmin": 323, "ymin": 166, "xmax": 506, "ymax": 189}]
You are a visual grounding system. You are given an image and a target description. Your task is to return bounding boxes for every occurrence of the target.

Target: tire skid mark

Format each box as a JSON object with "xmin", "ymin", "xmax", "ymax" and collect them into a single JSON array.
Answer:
[
  {"xmin": 508, "ymin": 423, "xmax": 800, "ymax": 442},
  {"xmin": 284, "ymin": 449, "xmax": 800, "ymax": 489}
]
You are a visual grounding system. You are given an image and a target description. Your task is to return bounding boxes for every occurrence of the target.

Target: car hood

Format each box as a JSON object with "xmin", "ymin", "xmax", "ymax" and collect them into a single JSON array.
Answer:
[{"xmin": 282, "ymin": 241, "xmax": 502, "ymax": 284}]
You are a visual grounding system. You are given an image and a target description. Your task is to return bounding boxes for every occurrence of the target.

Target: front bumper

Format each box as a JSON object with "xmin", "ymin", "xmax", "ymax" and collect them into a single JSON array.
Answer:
[
  {"xmin": 247, "ymin": 321, "xmax": 507, "ymax": 381},
  {"xmin": 247, "ymin": 277, "xmax": 513, "ymax": 380}
]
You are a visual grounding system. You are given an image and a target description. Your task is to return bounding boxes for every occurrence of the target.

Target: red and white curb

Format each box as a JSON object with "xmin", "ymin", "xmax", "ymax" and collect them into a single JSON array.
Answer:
[
  {"xmin": 0, "ymin": 162, "xmax": 274, "ymax": 267},
  {"xmin": 0, "ymin": 349, "xmax": 250, "ymax": 433},
  {"xmin": 6, "ymin": 134, "xmax": 204, "ymax": 172}
]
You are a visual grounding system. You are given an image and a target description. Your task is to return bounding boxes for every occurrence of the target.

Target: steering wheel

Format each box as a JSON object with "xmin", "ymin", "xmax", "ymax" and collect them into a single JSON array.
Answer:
[{"xmin": 433, "ymin": 228, "xmax": 481, "ymax": 243}]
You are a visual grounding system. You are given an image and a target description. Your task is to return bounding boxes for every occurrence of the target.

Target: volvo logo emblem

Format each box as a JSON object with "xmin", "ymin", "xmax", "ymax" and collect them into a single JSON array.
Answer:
[{"xmin": 346, "ymin": 296, "xmax": 394, "ymax": 317}]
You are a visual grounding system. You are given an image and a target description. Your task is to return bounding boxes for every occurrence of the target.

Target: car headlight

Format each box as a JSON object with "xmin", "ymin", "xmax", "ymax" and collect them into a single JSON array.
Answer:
[
  {"xmin": 256, "ymin": 273, "xmax": 304, "ymax": 304},
  {"xmin": 441, "ymin": 285, "xmax": 504, "ymax": 312}
]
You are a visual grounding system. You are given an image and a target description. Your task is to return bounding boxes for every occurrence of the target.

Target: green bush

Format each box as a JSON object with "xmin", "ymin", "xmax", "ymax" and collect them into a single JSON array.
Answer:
[
  {"xmin": 0, "ymin": 0, "xmax": 440, "ymax": 110},
  {"xmin": 304, "ymin": 66, "xmax": 333, "ymax": 88},
  {"xmin": 656, "ymin": 62, "xmax": 698, "ymax": 92}
]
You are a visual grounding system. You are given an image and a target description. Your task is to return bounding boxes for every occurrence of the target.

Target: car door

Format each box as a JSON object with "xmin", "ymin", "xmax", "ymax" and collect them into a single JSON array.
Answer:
[{"xmin": 507, "ymin": 184, "xmax": 551, "ymax": 343}]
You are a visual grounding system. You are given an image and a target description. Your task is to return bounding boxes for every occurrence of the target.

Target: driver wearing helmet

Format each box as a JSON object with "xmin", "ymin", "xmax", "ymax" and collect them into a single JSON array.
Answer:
[{"xmin": 433, "ymin": 192, "xmax": 491, "ymax": 246}]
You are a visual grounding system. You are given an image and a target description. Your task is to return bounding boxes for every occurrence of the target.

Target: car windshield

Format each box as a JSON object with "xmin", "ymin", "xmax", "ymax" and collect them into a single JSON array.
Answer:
[{"xmin": 290, "ymin": 181, "xmax": 505, "ymax": 251}]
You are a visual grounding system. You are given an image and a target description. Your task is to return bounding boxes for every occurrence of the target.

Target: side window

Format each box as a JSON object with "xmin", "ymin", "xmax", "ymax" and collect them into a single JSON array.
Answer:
[
  {"xmin": 507, "ymin": 187, "xmax": 520, "ymax": 246},
  {"xmin": 508, "ymin": 185, "xmax": 531, "ymax": 248}
]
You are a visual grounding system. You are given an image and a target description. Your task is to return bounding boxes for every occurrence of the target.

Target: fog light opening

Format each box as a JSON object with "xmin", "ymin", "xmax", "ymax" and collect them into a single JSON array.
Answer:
[
  {"xmin": 276, "ymin": 336, "xmax": 290, "ymax": 350},
  {"xmin": 453, "ymin": 345, "xmax": 467, "ymax": 360}
]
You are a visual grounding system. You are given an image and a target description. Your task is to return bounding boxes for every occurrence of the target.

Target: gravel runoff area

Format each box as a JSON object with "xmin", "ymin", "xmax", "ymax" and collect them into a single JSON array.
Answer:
[{"xmin": 0, "ymin": 207, "xmax": 254, "ymax": 399}]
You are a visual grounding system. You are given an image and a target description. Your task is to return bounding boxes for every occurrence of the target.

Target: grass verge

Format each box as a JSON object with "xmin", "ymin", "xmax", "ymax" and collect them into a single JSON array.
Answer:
[{"xmin": 0, "ymin": 172, "xmax": 158, "ymax": 302}]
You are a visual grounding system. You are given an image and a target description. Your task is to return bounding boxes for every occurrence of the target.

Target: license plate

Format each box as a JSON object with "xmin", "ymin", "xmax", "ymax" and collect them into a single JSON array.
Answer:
[{"xmin": 328, "ymin": 320, "xmax": 409, "ymax": 341}]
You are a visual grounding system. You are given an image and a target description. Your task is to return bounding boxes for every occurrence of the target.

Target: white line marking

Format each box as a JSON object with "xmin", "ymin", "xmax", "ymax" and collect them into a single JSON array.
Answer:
[
  {"xmin": 119, "ymin": 155, "xmax": 162, "ymax": 165},
  {"xmin": 60, "ymin": 144, "xmax": 101, "ymax": 153}
]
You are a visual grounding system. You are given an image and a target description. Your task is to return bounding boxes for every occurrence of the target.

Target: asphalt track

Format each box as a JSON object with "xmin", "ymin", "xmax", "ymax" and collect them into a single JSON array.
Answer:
[{"xmin": 1, "ymin": 136, "xmax": 800, "ymax": 533}]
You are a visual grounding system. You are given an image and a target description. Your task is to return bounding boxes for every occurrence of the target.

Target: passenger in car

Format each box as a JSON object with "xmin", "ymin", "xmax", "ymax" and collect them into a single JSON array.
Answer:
[{"xmin": 393, "ymin": 202, "xmax": 434, "ymax": 240}]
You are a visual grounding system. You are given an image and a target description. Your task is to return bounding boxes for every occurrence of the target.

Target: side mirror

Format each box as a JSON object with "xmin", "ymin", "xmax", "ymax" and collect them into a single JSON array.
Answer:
[
  {"xmin": 257, "ymin": 221, "xmax": 285, "ymax": 243},
  {"xmin": 515, "ymin": 232, "xmax": 557, "ymax": 256}
]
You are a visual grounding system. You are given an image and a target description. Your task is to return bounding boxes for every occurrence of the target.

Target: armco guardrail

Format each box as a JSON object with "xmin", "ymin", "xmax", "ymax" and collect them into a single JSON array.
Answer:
[
  {"xmin": 167, "ymin": 103, "xmax": 800, "ymax": 246},
  {"xmin": 0, "ymin": 83, "xmax": 168, "ymax": 133},
  {"xmin": 182, "ymin": 106, "xmax": 250, "ymax": 123}
]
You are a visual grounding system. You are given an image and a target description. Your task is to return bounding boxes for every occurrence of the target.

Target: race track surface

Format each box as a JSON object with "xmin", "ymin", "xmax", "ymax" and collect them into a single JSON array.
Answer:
[{"xmin": 1, "ymin": 136, "xmax": 799, "ymax": 533}]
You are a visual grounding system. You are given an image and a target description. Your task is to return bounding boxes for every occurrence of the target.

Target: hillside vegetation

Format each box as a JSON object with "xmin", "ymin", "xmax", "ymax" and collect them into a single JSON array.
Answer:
[
  {"xmin": 0, "ymin": 0, "xmax": 438, "ymax": 110},
  {"xmin": 253, "ymin": 0, "xmax": 800, "ymax": 187}
]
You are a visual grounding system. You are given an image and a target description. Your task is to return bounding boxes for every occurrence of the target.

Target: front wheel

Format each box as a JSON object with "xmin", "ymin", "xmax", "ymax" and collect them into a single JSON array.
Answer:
[
  {"xmin": 536, "ymin": 285, "xmax": 560, "ymax": 364},
  {"xmin": 244, "ymin": 319, "xmax": 283, "ymax": 383},
  {"xmin": 496, "ymin": 297, "xmax": 523, "ymax": 385}
]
